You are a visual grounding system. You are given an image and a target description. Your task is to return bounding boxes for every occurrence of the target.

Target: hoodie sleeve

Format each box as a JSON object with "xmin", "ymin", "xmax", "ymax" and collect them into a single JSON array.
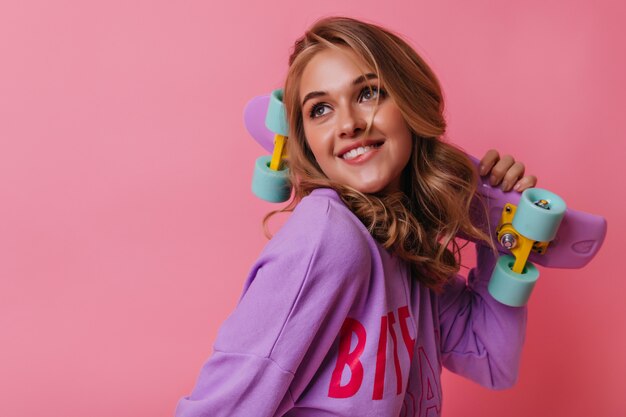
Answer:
[
  {"xmin": 436, "ymin": 243, "xmax": 528, "ymax": 389},
  {"xmin": 175, "ymin": 196, "xmax": 371, "ymax": 417}
]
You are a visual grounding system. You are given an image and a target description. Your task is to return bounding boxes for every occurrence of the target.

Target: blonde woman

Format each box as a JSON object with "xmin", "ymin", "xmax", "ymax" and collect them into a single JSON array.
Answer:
[{"xmin": 177, "ymin": 17, "xmax": 536, "ymax": 417}]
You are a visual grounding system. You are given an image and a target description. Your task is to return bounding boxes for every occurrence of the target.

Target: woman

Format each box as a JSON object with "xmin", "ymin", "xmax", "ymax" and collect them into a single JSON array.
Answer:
[{"xmin": 176, "ymin": 16, "xmax": 536, "ymax": 417}]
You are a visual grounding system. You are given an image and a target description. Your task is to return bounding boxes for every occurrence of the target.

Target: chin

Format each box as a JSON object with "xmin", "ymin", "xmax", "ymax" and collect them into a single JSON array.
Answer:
[{"xmin": 350, "ymin": 182, "xmax": 386, "ymax": 194}]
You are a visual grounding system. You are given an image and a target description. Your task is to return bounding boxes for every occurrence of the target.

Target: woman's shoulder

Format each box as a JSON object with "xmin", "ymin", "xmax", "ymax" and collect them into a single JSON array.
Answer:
[
  {"xmin": 265, "ymin": 188, "xmax": 372, "ymax": 262},
  {"xmin": 247, "ymin": 188, "xmax": 374, "ymax": 296},
  {"xmin": 286, "ymin": 188, "xmax": 368, "ymax": 238}
]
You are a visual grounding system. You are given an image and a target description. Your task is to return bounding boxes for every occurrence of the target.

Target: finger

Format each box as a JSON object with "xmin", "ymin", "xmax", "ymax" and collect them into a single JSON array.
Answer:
[
  {"xmin": 489, "ymin": 154, "xmax": 515, "ymax": 186},
  {"xmin": 501, "ymin": 162, "xmax": 525, "ymax": 191},
  {"xmin": 479, "ymin": 149, "xmax": 500, "ymax": 176},
  {"xmin": 513, "ymin": 175, "xmax": 538, "ymax": 192}
]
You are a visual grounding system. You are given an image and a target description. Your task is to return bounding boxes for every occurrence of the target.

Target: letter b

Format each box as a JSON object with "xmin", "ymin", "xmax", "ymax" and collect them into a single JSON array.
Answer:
[{"xmin": 328, "ymin": 318, "xmax": 367, "ymax": 398}]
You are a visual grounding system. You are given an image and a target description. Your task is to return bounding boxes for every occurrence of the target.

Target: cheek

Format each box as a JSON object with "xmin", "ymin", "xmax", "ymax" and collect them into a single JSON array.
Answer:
[
  {"xmin": 398, "ymin": 124, "xmax": 414, "ymax": 153},
  {"xmin": 390, "ymin": 111, "xmax": 411, "ymax": 137},
  {"xmin": 387, "ymin": 115, "xmax": 414, "ymax": 169},
  {"xmin": 303, "ymin": 124, "xmax": 331, "ymax": 160},
  {"xmin": 379, "ymin": 107, "xmax": 414, "ymax": 150},
  {"xmin": 302, "ymin": 131, "xmax": 320, "ymax": 162}
]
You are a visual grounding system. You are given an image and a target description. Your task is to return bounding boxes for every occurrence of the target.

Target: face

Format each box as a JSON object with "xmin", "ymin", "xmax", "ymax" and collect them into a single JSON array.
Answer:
[{"xmin": 299, "ymin": 47, "xmax": 413, "ymax": 194}]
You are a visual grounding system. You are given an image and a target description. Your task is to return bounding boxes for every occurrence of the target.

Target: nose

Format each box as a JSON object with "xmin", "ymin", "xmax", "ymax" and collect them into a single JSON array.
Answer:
[{"xmin": 336, "ymin": 105, "xmax": 367, "ymax": 139}]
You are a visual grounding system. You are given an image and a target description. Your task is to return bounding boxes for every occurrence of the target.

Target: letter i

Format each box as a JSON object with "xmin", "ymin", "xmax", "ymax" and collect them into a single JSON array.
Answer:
[
  {"xmin": 372, "ymin": 315, "xmax": 388, "ymax": 400},
  {"xmin": 387, "ymin": 311, "xmax": 403, "ymax": 394}
]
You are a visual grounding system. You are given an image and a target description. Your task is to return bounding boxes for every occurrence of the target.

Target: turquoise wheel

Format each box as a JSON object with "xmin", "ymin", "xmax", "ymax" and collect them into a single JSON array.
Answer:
[
  {"xmin": 512, "ymin": 188, "xmax": 567, "ymax": 242},
  {"xmin": 488, "ymin": 255, "xmax": 539, "ymax": 307},
  {"xmin": 265, "ymin": 89, "xmax": 289, "ymax": 137},
  {"xmin": 251, "ymin": 155, "xmax": 291, "ymax": 203}
]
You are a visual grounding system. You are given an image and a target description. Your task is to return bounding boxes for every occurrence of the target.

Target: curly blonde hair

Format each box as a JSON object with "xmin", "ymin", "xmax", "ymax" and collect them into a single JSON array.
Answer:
[{"xmin": 264, "ymin": 17, "xmax": 491, "ymax": 292}]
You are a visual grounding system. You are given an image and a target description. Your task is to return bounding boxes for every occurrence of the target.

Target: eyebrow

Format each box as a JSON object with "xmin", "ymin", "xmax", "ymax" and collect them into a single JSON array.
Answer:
[{"xmin": 301, "ymin": 73, "xmax": 378, "ymax": 107}]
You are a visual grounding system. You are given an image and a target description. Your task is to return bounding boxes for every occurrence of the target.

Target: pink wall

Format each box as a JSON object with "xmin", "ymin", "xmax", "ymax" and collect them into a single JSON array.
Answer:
[{"xmin": 0, "ymin": 0, "xmax": 623, "ymax": 416}]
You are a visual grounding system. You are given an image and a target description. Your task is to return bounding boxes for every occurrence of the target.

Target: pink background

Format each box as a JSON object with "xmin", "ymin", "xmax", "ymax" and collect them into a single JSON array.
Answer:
[{"xmin": 1, "ymin": 1, "xmax": 624, "ymax": 416}]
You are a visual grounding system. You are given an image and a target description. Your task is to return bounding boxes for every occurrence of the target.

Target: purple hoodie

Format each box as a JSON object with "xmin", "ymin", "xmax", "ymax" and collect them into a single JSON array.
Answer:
[{"xmin": 176, "ymin": 188, "xmax": 527, "ymax": 417}]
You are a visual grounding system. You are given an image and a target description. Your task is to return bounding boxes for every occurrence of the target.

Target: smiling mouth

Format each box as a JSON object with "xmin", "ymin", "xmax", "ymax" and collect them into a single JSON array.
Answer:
[{"xmin": 340, "ymin": 142, "xmax": 384, "ymax": 160}]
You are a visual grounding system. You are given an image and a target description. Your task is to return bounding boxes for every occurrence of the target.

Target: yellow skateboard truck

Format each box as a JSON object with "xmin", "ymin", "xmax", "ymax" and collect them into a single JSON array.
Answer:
[
  {"xmin": 497, "ymin": 202, "xmax": 551, "ymax": 274},
  {"xmin": 269, "ymin": 133, "xmax": 287, "ymax": 171}
]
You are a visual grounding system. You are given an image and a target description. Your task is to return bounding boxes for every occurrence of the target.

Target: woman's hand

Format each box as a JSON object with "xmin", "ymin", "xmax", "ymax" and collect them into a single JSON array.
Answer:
[{"xmin": 479, "ymin": 149, "xmax": 537, "ymax": 192}]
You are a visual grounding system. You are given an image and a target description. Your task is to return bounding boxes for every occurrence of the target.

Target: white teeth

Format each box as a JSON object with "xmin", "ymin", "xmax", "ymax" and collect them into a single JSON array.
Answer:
[{"xmin": 343, "ymin": 145, "xmax": 373, "ymax": 160}]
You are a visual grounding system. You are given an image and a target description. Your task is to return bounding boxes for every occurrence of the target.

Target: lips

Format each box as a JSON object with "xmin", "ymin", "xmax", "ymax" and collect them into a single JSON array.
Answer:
[{"xmin": 337, "ymin": 140, "xmax": 385, "ymax": 158}]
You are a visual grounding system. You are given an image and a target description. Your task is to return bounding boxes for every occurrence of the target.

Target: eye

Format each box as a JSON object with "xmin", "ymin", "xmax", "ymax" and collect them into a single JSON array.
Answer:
[
  {"xmin": 359, "ymin": 85, "xmax": 386, "ymax": 102},
  {"xmin": 309, "ymin": 103, "xmax": 331, "ymax": 119}
]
